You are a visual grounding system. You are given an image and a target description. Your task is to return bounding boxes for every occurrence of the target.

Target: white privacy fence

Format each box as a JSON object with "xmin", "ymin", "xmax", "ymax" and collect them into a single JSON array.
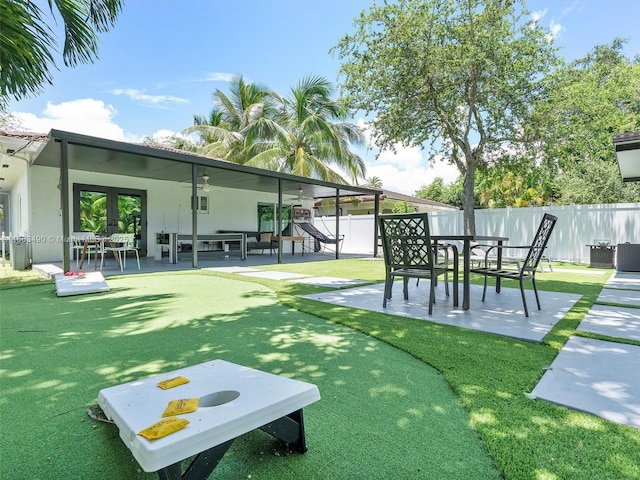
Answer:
[{"xmin": 314, "ymin": 203, "xmax": 640, "ymax": 264}]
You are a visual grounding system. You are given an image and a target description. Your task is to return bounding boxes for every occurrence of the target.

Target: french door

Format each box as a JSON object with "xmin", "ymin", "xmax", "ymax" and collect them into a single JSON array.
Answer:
[{"xmin": 73, "ymin": 184, "xmax": 147, "ymax": 256}]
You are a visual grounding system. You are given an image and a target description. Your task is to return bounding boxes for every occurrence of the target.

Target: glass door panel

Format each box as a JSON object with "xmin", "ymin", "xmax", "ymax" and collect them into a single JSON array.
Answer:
[
  {"xmin": 79, "ymin": 189, "xmax": 107, "ymax": 234},
  {"xmin": 74, "ymin": 184, "xmax": 147, "ymax": 256}
]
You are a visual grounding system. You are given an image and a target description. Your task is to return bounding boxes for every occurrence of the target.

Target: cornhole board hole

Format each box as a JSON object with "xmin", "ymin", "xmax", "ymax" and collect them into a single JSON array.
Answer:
[{"xmin": 54, "ymin": 271, "xmax": 110, "ymax": 297}]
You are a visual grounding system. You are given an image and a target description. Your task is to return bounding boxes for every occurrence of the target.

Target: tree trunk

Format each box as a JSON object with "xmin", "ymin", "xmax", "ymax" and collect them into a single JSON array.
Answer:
[{"xmin": 462, "ymin": 162, "xmax": 476, "ymax": 236}]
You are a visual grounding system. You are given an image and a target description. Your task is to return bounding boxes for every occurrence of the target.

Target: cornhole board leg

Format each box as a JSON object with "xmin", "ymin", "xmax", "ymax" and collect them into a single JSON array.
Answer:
[
  {"xmin": 157, "ymin": 439, "xmax": 234, "ymax": 480},
  {"xmin": 155, "ymin": 409, "xmax": 308, "ymax": 480},
  {"xmin": 260, "ymin": 409, "xmax": 308, "ymax": 452}
]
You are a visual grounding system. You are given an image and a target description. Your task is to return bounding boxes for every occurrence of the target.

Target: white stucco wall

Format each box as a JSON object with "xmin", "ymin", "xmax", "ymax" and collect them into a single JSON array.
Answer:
[
  {"xmin": 10, "ymin": 159, "xmax": 30, "ymax": 237},
  {"xmin": 28, "ymin": 165, "xmax": 62, "ymax": 262},
  {"xmin": 27, "ymin": 168, "xmax": 310, "ymax": 262}
]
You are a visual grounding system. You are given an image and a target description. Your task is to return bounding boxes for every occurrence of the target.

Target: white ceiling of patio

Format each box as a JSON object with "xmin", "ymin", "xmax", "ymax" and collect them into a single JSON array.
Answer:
[
  {"xmin": 28, "ymin": 130, "xmax": 380, "ymax": 201},
  {"xmin": 614, "ymin": 131, "xmax": 640, "ymax": 183}
]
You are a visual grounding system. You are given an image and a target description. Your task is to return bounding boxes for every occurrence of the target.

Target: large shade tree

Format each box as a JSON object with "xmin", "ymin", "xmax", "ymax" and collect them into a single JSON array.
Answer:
[
  {"xmin": 334, "ymin": 0, "xmax": 560, "ymax": 234},
  {"xmin": 530, "ymin": 39, "xmax": 640, "ymax": 204},
  {"xmin": 0, "ymin": 0, "xmax": 123, "ymax": 111}
]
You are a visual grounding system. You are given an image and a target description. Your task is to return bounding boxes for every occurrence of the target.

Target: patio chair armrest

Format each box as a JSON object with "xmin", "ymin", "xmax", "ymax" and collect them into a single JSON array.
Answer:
[
  {"xmin": 435, "ymin": 243, "xmax": 458, "ymax": 268},
  {"xmin": 483, "ymin": 244, "xmax": 532, "ymax": 256}
]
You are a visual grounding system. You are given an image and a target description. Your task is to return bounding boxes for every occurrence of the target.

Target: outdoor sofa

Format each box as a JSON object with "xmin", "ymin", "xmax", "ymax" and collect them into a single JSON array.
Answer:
[{"xmin": 217, "ymin": 231, "xmax": 275, "ymax": 253}]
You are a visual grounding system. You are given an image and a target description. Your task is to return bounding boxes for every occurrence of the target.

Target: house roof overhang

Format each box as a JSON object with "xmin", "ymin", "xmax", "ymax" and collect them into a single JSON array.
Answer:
[
  {"xmin": 27, "ymin": 129, "xmax": 382, "ymax": 200},
  {"xmin": 613, "ymin": 131, "xmax": 640, "ymax": 183}
]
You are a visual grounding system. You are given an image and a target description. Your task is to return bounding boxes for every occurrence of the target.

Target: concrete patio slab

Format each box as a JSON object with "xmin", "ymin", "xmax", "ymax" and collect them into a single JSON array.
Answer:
[
  {"xmin": 287, "ymin": 276, "xmax": 368, "ymax": 288},
  {"xmin": 598, "ymin": 288, "xmax": 640, "ymax": 306},
  {"xmin": 605, "ymin": 272, "xmax": 640, "ymax": 291},
  {"xmin": 204, "ymin": 266, "xmax": 259, "ymax": 274},
  {"xmin": 239, "ymin": 271, "xmax": 311, "ymax": 280},
  {"xmin": 577, "ymin": 304, "xmax": 640, "ymax": 341},
  {"xmin": 552, "ymin": 268, "xmax": 609, "ymax": 276},
  {"xmin": 303, "ymin": 282, "xmax": 581, "ymax": 342},
  {"xmin": 531, "ymin": 336, "xmax": 640, "ymax": 429}
]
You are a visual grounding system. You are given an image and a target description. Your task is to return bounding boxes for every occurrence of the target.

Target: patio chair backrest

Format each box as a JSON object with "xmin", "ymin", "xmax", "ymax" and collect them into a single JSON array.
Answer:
[
  {"xmin": 110, "ymin": 233, "xmax": 135, "ymax": 248},
  {"xmin": 378, "ymin": 213, "xmax": 436, "ymax": 272},
  {"xmin": 522, "ymin": 213, "xmax": 558, "ymax": 273}
]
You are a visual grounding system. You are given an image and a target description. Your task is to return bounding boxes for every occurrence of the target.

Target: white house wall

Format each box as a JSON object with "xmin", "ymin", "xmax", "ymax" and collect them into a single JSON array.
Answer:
[
  {"xmin": 9, "ymin": 158, "xmax": 30, "ymax": 238},
  {"xmin": 27, "ymin": 167, "xmax": 307, "ymax": 262},
  {"xmin": 28, "ymin": 165, "xmax": 61, "ymax": 262}
]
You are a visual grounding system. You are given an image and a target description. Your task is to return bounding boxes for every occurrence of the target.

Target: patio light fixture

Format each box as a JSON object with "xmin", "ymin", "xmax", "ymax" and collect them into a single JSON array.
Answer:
[
  {"xmin": 613, "ymin": 131, "xmax": 640, "ymax": 182},
  {"xmin": 201, "ymin": 174, "xmax": 210, "ymax": 192}
]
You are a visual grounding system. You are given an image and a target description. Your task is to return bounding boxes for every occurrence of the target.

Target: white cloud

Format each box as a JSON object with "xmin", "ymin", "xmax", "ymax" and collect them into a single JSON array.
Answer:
[
  {"xmin": 548, "ymin": 21, "xmax": 563, "ymax": 40},
  {"xmin": 355, "ymin": 118, "xmax": 459, "ymax": 195},
  {"xmin": 111, "ymin": 88, "xmax": 189, "ymax": 107},
  {"xmin": 12, "ymin": 99, "xmax": 131, "ymax": 141},
  {"xmin": 530, "ymin": 8, "xmax": 548, "ymax": 23},
  {"xmin": 198, "ymin": 72, "xmax": 237, "ymax": 83},
  {"xmin": 530, "ymin": 7, "xmax": 564, "ymax": 41},
  {"xmin": 364, "ymin": 153, "xmax": 459, "ymax": 195}
]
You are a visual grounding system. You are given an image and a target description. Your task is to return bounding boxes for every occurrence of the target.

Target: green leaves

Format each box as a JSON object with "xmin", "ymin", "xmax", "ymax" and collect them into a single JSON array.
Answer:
[
  {"xmin": 333, "ymin": 0, "xmax": 560, "ymax": 232},
  {"xmin": 0, "ymin": 0, "xmax": 123, "ymax": 110},
  {"xmin": 186, "ymin": 75, "xmax": 367, "ymax": 184},
  {"xmin": 0, "ymin": 0, "xmax": 56, "ymax": 107}
]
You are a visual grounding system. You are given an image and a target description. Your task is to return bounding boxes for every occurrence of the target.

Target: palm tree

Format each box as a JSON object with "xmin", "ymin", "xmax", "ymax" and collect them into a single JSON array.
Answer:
[
  {"xmin": 188, "ymin": 75, "xmax": 367, "ymax": 184},
  {"xmin": 249, "ymin": 75, "xmax": 367, "ymax": 183},
  {"xmin": 1, "ymin": 0, "xmax": 123, "ymax": 111},
  {"xmin": 186, "ymin": 76, "xmax": 281, "ymax": 165},
  {"xmin": 366, "ymin": 176, "xmax": 383, "ymax": 188}
]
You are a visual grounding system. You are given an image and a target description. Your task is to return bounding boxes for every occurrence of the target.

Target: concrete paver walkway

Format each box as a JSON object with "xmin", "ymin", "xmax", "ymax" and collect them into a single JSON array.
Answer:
[{"xmin": 533, "ymin": 272, "xmax": 640, "ymax": 429}]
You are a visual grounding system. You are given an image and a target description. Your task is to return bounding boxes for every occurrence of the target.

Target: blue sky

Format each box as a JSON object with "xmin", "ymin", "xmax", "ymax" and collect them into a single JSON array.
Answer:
[{"xmin": 8, "ymin": 0, "xmax": 640, "ymax": 195}]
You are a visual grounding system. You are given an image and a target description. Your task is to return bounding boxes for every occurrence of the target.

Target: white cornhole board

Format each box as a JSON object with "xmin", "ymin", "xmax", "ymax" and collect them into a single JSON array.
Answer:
[
  {"xmin": 98, "ymin": 359, "xmax": 321, "ymax": 473},
  {"xmin": 54, "ymin": 272, "xmax": 110, "ymax": 297}
]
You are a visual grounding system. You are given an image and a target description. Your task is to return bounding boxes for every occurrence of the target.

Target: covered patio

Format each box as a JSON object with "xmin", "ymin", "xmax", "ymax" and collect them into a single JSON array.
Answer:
[{"xmin": 0, "ymin": 129, "xmax": 382, "ymax": 271}]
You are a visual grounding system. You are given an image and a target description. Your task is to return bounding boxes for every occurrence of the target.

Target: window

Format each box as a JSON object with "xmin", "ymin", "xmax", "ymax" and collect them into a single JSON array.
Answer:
[
  {"xmin": 258, "ymin": 203, "xmax": 291, "ymax": 234},
  {"xmin": 189, "ymin": 195, "xmax": 209, "ymax": 214}
]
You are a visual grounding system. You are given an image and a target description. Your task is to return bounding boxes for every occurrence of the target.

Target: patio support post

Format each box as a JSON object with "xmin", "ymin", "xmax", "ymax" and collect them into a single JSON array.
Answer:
[
  {"xmin": 277, "ymin": 179, "xmax": 283, "ymax": 264},
  {"xmin": 60, "ymin": 139, "xmax": 71, "ymax": 272},
  {"xmin": 373, "ymin": 194, "xmax": 380, "ymax": 258},
  {"xmin": 334, "ymin": 189, "xmax": 340, "ymax": 259},
  {"xmin": 191, "ymin": 163, "xmax": 198, "ymax": 268}
]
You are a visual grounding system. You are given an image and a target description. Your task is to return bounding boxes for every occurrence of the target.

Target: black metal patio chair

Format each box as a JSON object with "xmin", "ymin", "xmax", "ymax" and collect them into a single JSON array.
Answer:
[
  {"xmin": 378, "ymin": 213, "xmax": 458, "ymax": 314},
  {"xmin": 470, "ymin": 213, "xmax": 558, "ymax": 317}
]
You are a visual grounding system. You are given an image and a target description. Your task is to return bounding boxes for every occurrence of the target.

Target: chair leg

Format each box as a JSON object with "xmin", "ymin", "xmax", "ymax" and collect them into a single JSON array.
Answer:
[
  {"xmin": 383, "ymin": 275, "xmax": 393, "ymax": 307},
  {"xmin": 519, "ymin": 278, "xmax": 529, "ymax": 317},
  {"xmin": 444, "ymin": 271, "xmax": 449, "ymax": 297},
  {"xmin": 428, "ymin": 280, "xmax": 435, "ymax": 315},
  {"xmin": 403, "ymin": 277, "xmax": 409, "ymax": 300},
  {"xmin": 531, "ymin": 277, "xmax": 541, "ymax": 310},
  {"xmin": 453, "ymin": 260, "xmax": 459, "ymax": 307},
  {"xmin": 482, "ymin": 274, "xmax": 489, "ymax": 302},
  {"xmin": 134, "ymin": 250, "xmax": 140, "ymax": 270}
]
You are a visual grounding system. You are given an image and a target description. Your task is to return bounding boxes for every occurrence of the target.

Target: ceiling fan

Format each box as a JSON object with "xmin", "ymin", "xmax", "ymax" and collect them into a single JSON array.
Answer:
[
  {"xmin": 290, "ymin": 186, "xmax": 316, "ymax": 203},
  {"xmin": 289, "ymin": 187, "xmax": 306, "ymax": 202},
  {"xmin": 181, "ymin": 174, "xmax": 210, "ymax": 192}
]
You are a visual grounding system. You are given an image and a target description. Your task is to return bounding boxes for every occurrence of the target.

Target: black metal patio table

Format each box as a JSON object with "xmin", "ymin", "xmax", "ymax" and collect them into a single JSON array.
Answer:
[{"xmin": 432, "ymin": 235, "xmax": 509, "ymax": 310}]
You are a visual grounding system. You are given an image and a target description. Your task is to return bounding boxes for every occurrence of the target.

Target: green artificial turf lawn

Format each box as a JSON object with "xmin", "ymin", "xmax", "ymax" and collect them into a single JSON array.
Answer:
[
  {"xmin": 263, "ymin": 259, "xmax": 640, "ymax": 480},
  {"xmin": 0, "ymin": 272, "xmax": 499, "ymax": 480}
]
